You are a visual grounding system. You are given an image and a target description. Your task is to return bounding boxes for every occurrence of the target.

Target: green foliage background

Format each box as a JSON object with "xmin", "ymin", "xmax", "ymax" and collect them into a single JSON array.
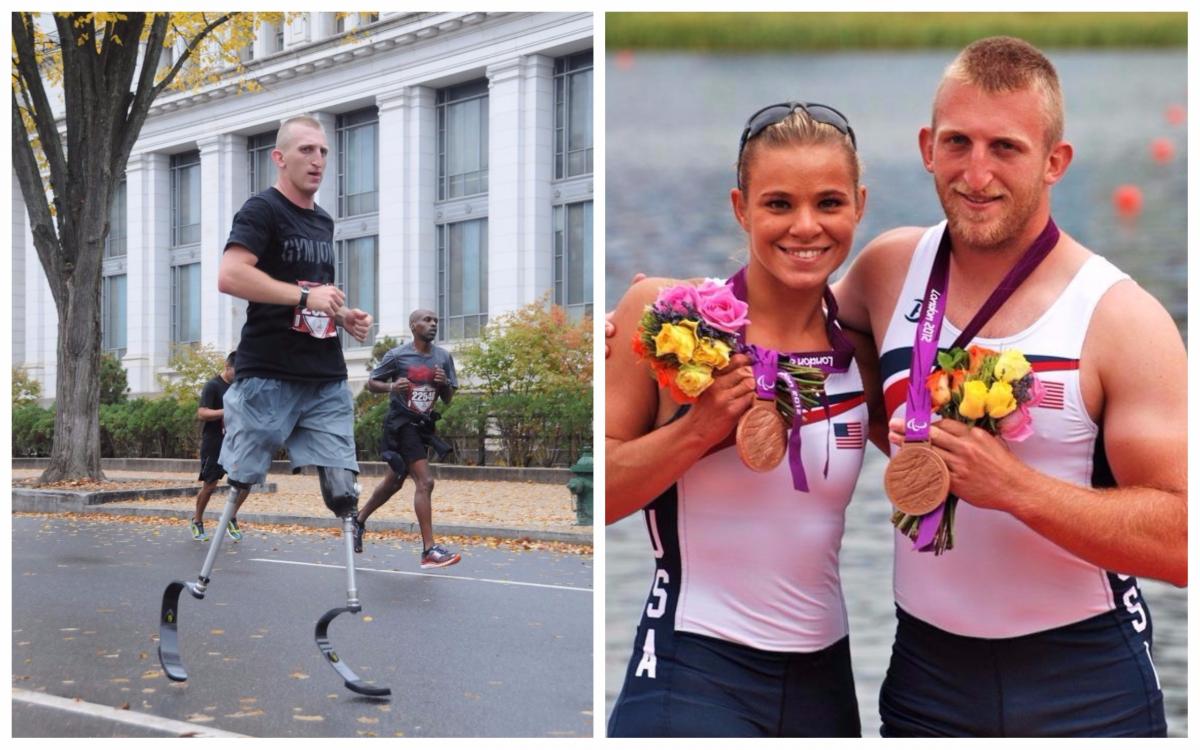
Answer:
[
  {"xmin": 15, "ymin": 304, "xmax": 593, "ymax": 467},
  {"xmin": 607, "ymin": 12, "xmax": 1187, "ymax": 51}
]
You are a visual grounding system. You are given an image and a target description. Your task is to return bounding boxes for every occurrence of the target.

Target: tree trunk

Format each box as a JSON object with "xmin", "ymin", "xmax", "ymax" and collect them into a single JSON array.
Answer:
[{"xmin": 39, "ymin": 256, "xmax": 106, "ymax": 483}]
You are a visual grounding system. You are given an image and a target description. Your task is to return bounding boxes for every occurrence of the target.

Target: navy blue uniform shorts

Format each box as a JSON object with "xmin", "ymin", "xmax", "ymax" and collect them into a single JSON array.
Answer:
[
  {"xmin": 880, "ymin": 605, "xmax": 1165, "ymax": 737},
  {"xmin": 608, "ymin": 631, "xmax": 861, "ymax": 738}
]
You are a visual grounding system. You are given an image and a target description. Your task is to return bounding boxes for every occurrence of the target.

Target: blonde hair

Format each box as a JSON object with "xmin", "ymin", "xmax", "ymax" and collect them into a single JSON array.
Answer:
[
  {"xmin": 275, "ymin": 115, "xmax": 326, "ymax": 152},
  {"xmin": 737, "ymin": 108, "xmax": 862, "ymax": 196},
  {"xmin": 936, "ymin": 36, "xmax": 1064, "ymax": 149}
]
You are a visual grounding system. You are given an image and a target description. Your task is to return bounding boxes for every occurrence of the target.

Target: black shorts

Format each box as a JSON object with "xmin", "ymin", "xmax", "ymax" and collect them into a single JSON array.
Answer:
[
  {"xmin": 380, "ymin": 414, "xmax": 431, "ymax": 477},
  {"xmin": 198, "ymin": 446, "xmax": 226, "ymax": 483},
  {"xmin": 608, "ymin": 631, "xmax": 861, "ymax": 738},
  {"xmin": 879, "ymin": 605, "xmax": 1166, "ymax": 737}
]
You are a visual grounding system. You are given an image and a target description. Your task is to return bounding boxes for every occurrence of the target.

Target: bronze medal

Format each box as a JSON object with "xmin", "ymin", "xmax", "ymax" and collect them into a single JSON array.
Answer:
[
  {"xmin": 736, "ymin": 399, "xmax": 787, "ymax": 472},
  {"xmin": 884, "ymin": 442, "xmax": 951, "ymax": 516}
]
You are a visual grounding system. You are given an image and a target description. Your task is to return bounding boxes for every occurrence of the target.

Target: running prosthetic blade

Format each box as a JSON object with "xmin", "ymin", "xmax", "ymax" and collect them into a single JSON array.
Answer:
[
  {"xmin": 314, "ymin": 606, "xmax": 391, "ymax": 697},
  {"xmin": 158, "ymin": 580, "xmax": 204, "ymax": 682}
]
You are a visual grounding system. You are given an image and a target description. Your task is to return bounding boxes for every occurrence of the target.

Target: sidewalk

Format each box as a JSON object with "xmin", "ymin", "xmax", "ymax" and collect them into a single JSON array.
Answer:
[{"xmin": 12, "ymin": 468, "xmax": 592, "ymax": 546}]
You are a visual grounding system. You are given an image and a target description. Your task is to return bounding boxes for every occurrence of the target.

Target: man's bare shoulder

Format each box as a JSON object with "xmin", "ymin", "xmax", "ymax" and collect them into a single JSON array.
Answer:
[{"xmin": 855, "ymin": 226, "xmax": 926, "ymax": 269}]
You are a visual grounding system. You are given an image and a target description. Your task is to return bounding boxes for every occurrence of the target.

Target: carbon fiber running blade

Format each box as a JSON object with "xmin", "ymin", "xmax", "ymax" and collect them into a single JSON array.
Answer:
[
  {"xmin": 315, "ymin": 607, "xmax": 391, "ymax": 697},
  {"xmin": 158, "ymin": 580, "xmax": 189, "ymax": 682}
]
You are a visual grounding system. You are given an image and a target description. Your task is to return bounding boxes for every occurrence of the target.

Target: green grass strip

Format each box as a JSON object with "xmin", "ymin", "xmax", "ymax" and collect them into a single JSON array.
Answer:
[{"xmin": 607, "ymin": 13, "xmax": 1187, "ymax": 51}]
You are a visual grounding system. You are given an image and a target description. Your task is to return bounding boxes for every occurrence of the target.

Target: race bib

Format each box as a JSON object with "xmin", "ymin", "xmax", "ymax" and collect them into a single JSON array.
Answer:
[
  {"xmin": 409, "ymin": 384, "xmax": 437, "ymax": 414},
  {"xmin": 291, "ymin": 281, "xmax": 338, "ymax": 339}
]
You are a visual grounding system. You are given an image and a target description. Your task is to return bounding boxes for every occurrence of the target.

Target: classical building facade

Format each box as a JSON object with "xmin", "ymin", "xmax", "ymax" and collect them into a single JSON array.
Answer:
[{"xmin": 13, "ymin": 11, "xmax": 594, "ymax": 397}]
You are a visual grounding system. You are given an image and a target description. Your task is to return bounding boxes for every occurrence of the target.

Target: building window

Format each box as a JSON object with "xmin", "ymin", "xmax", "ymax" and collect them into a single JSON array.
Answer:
[
  {"xmin": 170, "ymin": 151, "xmax": 201, "ymax": 247},
  {"xmin": 361, "ymin": 13, "xmax": 379, "ymax": 25},
  {"xmin": 555, "ymin": 50, "xmax": 593, "ymax": 179},
  {"xmin": 335, "ymin": 14, "xmax": 345, "ymax": 34},
  {"xmin": 104, "ymin": 178, "xmax": 127, "ymax": 259},
  {"xmin": 274, "ymin": 23, "xmax": 284, "ymax": 52},
  {"xmin": 101, "ymin": 273, "xmax": 127, "ymax": 356},
  {"xmin": 336, "ymin": 235, "xmax": 378, "ymax": 348},
  {"xmin": 248, "ymin": 130, "xmax": 278, "ymax": 196},
  {"xmin": 438, "ymin": 219, "xmax": 488, "ymax": 340},
  {"xmin": 554, "ymin": 201, "xmax": 592, "ymax": 320},
  {"xmin": 337, "ymin": 108, "xmax": 379, "ymax": 217},
  {"xmin": 437, "ymin": 80, "xmax": 489, "ymax": 201},
  {"xmin": 171, "ymin": 263, "xmax": 201, "ymax": 344}
]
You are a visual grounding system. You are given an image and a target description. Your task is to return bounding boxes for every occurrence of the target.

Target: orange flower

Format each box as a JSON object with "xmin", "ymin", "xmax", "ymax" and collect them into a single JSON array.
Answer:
[
  {"xmin": 667, "ymin": 376, "xmax": 697, "ymax": 404},
  {"xmin": 968, "ymin": 344, "xmax": 999, "ymax": 373},
  {"xmin": 631, "ymin": 336, "xmax": 648, "ymax": 358},
  {"xmin": 950, "ymin": 368, "xmax": 968, "ymax": 393},
  {"xmin": 926, "ymin": 370, "xmax": 951, "ymax": 408}
]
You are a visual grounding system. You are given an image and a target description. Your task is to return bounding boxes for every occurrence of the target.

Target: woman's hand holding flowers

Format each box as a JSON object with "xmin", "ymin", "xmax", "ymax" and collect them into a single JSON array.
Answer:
[{"xmin": 682, "ymin": 353, "xmax": 756, "ymax": 449}]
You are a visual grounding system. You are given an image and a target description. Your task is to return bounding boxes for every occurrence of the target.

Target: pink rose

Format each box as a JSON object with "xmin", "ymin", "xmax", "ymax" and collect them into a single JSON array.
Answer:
[
  {"xmin": 1024, "ymin": 374, "xmax": 1047, "ymax": 407},
  {"xmin": 653, "ymin": 284, "xmax": 700, "ymax": 316},
  {"xmin": 694, "ymin": 282, "xmax": 750, "ymax": 333},
  {"xmin": 998, "ymin": 403, "xmax": 1035, "ymax": 442}
]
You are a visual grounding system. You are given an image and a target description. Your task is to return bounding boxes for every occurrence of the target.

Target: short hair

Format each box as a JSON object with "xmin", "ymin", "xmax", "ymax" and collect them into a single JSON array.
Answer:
[
  {"xmin": 225, "ymin": 351, "xmax": 236, "ymax": 367},
  {"xmin": 409, "ymin": 308, "xmax": 435, "ymax": 327},
  {"xmin": 936, "ymin": 36, "xmax": 1064, "ymax": 149},
  {"xmin": 737, "ymin": 108, "xmax": 862, "ymax": 197},
  {"xmin": 275, "ymin": 115, "xmax": 325, "ymax": 152}
]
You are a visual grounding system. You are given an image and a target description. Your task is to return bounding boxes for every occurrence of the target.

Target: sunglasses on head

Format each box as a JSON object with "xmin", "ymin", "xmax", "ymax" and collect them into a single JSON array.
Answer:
[{"xmin": 737, "ymin": 101, "xmax": 858, "ymax": 164}]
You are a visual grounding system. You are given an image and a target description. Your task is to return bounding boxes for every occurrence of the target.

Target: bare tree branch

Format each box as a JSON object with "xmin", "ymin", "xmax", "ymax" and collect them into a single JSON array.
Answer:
[
  {"xmin": 11, "ymin": 13, "xmax": 68, "ymax": 212},
  {"xmin": 11, "ymin": 90, "xmax": 65, "ymax": 309}
]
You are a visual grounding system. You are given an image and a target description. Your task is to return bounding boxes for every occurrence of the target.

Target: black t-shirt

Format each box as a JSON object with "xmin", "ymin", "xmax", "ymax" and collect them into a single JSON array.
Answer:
[
  {"xmin": 224, "ymin": 187, "xmax": 346, "ymax": 382},
  {"xmin": 198, "ymin": 374, "xmax": 232, "ymax": 454}
]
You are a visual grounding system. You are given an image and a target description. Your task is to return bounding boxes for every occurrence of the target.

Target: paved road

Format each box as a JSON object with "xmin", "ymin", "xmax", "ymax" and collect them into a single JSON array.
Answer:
[{"xmin": 13, "ymin": 515, "xmax": 593, "ymax": 738}]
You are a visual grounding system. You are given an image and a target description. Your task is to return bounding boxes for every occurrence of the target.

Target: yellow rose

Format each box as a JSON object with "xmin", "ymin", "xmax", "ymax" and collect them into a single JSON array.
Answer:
[
  {"xmin": 985, "ymin": 381, "xmax": 1017, "ymax": 419},
  {"xmin": 675, "ymin": 363, "xmax": 714, "ymax": 398},
  {"xmin": 994, "ymin": 349, "xmax": 1032, "ymax": 383},
  {"xmin": 692, "ymin": 338, "xmax": 731, "ymax": 369},
  {"xmin": 654, "ymin": 322, "xmax": 697, "ymax": 363},
  {"xmin": 958, "ymin": 380, "xmax": 988, "ymax": 420}
]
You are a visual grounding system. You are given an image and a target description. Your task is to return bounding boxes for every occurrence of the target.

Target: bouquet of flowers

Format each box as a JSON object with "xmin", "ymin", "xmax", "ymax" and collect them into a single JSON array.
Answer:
[
  {"xmin": 893, "ymin": 344, "xmax": 1046, "ymax": 553},
  {"xmin": 633, "ymin": 280, "xmax": 749, "ymax": 403}
]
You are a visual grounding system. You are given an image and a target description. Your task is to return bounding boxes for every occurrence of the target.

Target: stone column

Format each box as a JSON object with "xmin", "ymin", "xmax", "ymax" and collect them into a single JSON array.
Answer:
[
  {"xmin": 199, "ymin": 133, "xmax": 248, "ymax": 352},
  {"xmin": 376, "ymin": 85, "xmax": 437, "ymax": 339},
  {"xmin": 485, "ymin": 54, "xmax": 555, "ymax": 318},
  {"xmin": 123, "ymin": 151, "xmax": 171, "ymax": 395}
]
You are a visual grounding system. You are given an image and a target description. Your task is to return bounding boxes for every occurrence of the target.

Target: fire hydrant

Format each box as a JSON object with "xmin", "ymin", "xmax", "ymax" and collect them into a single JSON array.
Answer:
[{"xmin": 566, "ymin": 446, "xmax": 593, "ymax": 526}]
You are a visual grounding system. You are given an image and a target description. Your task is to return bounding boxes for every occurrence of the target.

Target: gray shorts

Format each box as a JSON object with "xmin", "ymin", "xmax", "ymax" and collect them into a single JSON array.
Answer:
[{"xmin": 218, "ymin": 377, "xmax": 358, "ymax": 485}]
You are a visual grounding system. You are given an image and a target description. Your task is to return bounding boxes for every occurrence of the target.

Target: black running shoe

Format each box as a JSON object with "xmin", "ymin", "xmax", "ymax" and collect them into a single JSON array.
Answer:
[{"xmin": 353, "ymin": 518, "xmax": 365, "ymax": 554}]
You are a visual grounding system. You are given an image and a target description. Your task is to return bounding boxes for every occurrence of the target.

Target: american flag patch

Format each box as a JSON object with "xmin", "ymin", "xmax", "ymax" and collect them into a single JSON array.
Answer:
[
  {"xmin": 834, "ymin": 422, "xmax": 865, "ymax": 450},
  {"xmin": 1038, "ymin": 380, "xmax": 1066, "ymax": 410}
]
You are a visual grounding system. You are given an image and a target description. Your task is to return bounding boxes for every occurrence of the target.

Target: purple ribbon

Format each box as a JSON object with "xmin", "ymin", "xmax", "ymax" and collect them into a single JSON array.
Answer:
[
  {"xmin": 727, "ymin": 267, "xmax": 854, "ymax": 492},
  {"xmin": 903, "ymin": 218, "xmax": 1061, "ymax": 550}
]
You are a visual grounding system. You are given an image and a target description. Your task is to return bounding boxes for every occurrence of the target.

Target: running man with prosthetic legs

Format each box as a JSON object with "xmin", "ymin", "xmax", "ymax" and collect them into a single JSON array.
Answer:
[{"xmin": 156, "ymin": 114, "xmax": 386, "ymax": 696}]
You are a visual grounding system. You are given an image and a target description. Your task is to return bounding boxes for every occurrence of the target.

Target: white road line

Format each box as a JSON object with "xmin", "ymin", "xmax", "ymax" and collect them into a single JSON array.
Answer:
[
  {"xmin": 12, "ymin": 688, "xmax": 248, "ymax": 738},
  {"xmin": 249, "ymin": 558, "xmax": 592, "ymax": 592}
]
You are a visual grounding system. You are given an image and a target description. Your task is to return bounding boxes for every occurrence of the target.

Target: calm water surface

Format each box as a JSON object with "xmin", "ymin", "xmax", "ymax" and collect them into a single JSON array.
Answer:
[{"xmin": 604, "ymin": 49, "xmax": 1187, "ymax": 737}]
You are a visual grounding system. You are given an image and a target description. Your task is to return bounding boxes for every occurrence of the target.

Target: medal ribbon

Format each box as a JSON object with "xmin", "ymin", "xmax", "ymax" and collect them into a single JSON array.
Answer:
[
  {"xmin": 903, "ymin": 218, "xmax": 1061, "ymax": 548},
  {"xmin": 729, "ymin": 267, "xmax": 855, "ymax": 492}
]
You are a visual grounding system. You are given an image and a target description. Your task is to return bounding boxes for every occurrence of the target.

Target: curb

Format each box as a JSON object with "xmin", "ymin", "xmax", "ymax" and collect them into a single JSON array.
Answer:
[{"xmin": 20, "ymin": 503, "xmax": 594, "ymax": 546}]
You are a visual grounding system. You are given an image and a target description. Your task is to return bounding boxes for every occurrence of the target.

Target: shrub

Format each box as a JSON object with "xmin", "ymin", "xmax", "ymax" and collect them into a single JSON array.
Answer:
[
  {"xmin": 12, "ymin": 403, "xmax": 55, "ymax": 456},
  {"xmin": 99, "ymin": 352, "xmax": 130, "ymax": 405},
  {"xmin": 456, "ymin": 298, "xmax": 592, "ymax": 466},
  {"xmin": 438, "ymin": 392, "xmax": 489, "ymax": 466},
  {"xmin": 13, "ymin": 366, "xmax": 42, "ymax": 407},
  {"xmin": 158, "ymin": 343, "xmax": 228, "ymax": 403},
  {"xmin": 99, "ymin": 397, "xmax": 200, "ymax": 458},
  {"xmin": 353, "ymin": 400, "xmax": 389, "ymax": 461}
]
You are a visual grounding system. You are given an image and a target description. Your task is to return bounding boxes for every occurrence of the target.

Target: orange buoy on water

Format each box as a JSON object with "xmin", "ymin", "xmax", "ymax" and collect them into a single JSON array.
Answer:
[
  {"xmin": 1151, "ymin": 137, "xmax": 1175, "ymax": 164},
  {"xmin": 616, "ymin": 49, "xmax": 635, "ymax": 71},
  {"xmin": 1165, "ymin": 104, "xmax": 1185, "ymax": 126},
  {"xmin": 1113, "ymin": 185, "xmax": 1143, "ymax": 218}
]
